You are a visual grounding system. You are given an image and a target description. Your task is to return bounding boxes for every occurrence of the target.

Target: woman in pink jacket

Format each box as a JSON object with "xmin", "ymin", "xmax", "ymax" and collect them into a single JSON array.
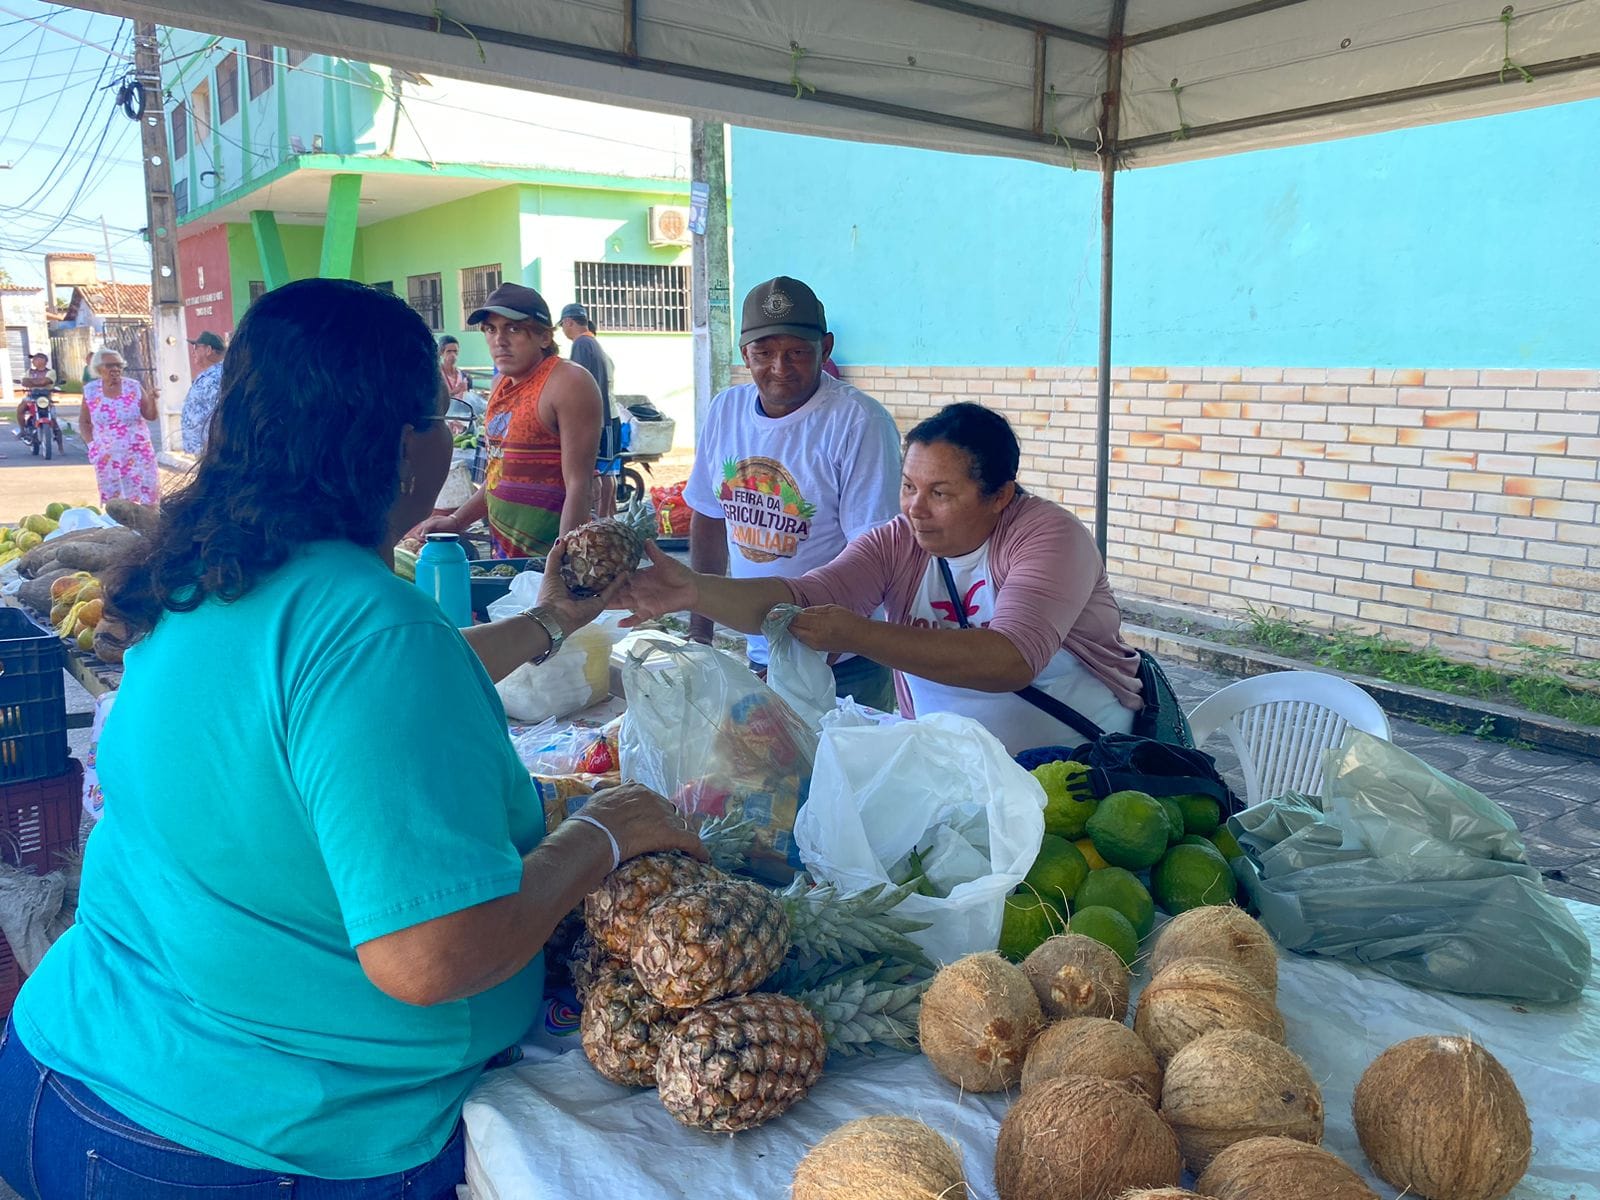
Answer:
[{"xmin": 622, "ymin": 402, "xmax": 1143, "ymax": 754}]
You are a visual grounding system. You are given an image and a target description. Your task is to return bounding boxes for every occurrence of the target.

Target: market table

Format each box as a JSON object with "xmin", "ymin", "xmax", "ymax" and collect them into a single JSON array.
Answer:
[{"xmin": 461, "ymin": 898, "xmax": 1599, "ymax": 1200}]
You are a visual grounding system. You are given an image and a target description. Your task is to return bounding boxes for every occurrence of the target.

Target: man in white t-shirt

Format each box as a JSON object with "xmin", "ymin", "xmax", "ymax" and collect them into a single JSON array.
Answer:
[{"xmin": 684, "ymin": 276, "xmax": 902, "ymax": 709}]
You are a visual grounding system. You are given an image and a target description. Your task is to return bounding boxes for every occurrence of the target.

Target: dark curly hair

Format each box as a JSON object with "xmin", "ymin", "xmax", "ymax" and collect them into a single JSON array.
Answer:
[{"xmin": 108, "ymin": 278, "xmax": 440, "ymax": 637}]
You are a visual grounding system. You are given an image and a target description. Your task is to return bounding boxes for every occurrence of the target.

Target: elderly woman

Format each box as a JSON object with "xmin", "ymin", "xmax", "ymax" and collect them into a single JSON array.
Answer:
[
  {"xmin": 624, "ymin": 402, "xmax": 1143, "ymax": 754},
  {"xmin": 81, "ymin": 346, "xmax": 159, "ymax": 505},
  {"xmin": 0, "ymin": 278, "xmax": 699, "ymax": 1197}
]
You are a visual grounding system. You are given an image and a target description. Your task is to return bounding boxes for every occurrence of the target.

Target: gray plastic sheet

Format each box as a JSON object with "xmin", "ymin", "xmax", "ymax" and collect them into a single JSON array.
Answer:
[
  {"xmin": 462, "ymin": 899, "xmax": 1599, "ymax": 1200},
  {"xmin": 1233, "ymin": 732, "xmax": 1591, "ymax": 1003}
]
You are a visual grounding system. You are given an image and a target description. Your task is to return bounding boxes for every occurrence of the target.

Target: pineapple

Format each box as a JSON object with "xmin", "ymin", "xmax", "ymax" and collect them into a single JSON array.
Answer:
[
  {"xmin": 629, "ymin": 876, "xmax": 931, "ymax": 1010},
  {"xmin": 653, "ymin": 962, "xmax": 929, "ymax": 1132},
  {"xmin": 567, "ymin": 931, "xmax": 620, "ymax": 1006},
  {"xmin": 584, "ymin": 852, "xmax": 724, "ymax": 958},
  {"xmin": 655, "ymin": 993, "xmax": 826, "ymax": 1133},
  {"xmin": 542, "ymin": 906, "xmax": 589, "ymax": 993},
  {"xmin": 579, "ymin": 965, "xmax": 681, "ymax": 1087},
  {"xmin": 559, "ymin": 497, "xmax": 657, "ymax": 597}
]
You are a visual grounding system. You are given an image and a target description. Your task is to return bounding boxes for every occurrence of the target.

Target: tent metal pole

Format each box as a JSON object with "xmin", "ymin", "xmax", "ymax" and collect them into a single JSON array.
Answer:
[{"xmin": 1095, "ymin": 2, "xmax": 1128, "ymax": 559}]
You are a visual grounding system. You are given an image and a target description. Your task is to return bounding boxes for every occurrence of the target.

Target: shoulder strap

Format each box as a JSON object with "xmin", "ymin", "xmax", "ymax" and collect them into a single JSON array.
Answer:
[{"xmin": 936, "ymin": 558, "xmax": 1105, "ymax": 742}]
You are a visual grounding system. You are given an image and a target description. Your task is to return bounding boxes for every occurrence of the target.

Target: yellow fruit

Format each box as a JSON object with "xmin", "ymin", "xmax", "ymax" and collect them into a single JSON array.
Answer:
[
  {"xmin": 75, "ymin": 580, "xmax": 103, "ymax": 604},
  {"xmin": 16, "ymin": 532, "xmax": 42, "ymax": 551},
  {"xmin": 50, "ymin": 599, "xmax": 73, "ymax": 627},
  {"xmin": 76, "ymin": 628, "xmax": 95, "ymax": 652},
  {"xmin": 77, "ymin": 598, "xmax": 104, "ymax": 629},
  {"xmin": 1075, "ymin": 838, "xmax": 1110, "ymax": 870},
  {"xmin": 51, "ymin": 575, "xmax": 87, "ymax": 602},
  {"xmin": 22, "ymin": 515, "xmax": 57, "ymax": 536}
]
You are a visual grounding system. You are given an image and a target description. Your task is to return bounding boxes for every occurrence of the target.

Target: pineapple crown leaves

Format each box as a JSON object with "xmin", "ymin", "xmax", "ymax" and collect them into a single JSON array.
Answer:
[
  {"xmin": 694, "ymin": 813, "xmax": 760, "ymax": 874},
  {"xmin": 615, "ymin": 495, "xmax": 658, "ymax": 541},
  {"xmin": 789, "ymin": 959, "xmax": 929, "ymax": 1056},
  {"xmin": 778, "ymin": 876, "xmax": 933, "ymax": 973},
  {"xmin": 721, "ymin": 457, "xmax": 739, "ymax": 481}
]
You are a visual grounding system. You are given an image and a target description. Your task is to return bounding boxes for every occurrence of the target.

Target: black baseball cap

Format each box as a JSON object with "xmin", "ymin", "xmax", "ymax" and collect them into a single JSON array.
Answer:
[
  {"xmin": 188, "ymin": 331, "xmax": 225, "ymax": 352},
  {"xmin": 739, "ymin": 276, "xmax": 827, "ymax": 347},
  {"xmin": 28, "ymin": 351, "xmax": 47, "ymax": 361},
  {"xmin": 559, "ymin": 302, "xmax": 589, "ymax": 323},
  {"xmin": 468, "ymin": 282, "xmax": 553, "ymax": 327}
]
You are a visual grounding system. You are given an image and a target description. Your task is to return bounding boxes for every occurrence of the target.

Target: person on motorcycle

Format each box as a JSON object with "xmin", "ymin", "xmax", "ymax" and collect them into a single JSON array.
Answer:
[{"xmin": 16, "ymin": 351, "xmax": 54, "ymax": 431}]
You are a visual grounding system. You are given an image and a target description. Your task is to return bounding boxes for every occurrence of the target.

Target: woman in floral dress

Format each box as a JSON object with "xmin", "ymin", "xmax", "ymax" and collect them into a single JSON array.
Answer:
[{"xmin": 81, "ymin": 348, "xmax": 160, "ymax": 505}]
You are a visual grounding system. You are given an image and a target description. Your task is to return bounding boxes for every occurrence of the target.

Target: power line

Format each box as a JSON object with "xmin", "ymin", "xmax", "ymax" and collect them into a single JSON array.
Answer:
[{"xmin": 0, "ymin": 7, "xmax": 90, "ymax": 149}]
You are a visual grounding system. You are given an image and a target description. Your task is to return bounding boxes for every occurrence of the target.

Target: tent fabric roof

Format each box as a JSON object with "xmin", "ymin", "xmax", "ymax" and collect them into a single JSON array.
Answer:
[{"xmin": 84, "ymin": 0, "xmax": 1600, "ymax": 167}]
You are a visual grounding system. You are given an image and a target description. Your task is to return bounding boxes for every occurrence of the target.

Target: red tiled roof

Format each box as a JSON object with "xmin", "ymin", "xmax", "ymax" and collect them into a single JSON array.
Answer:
[{"xmin": 69, "ymin": 282, "xmax": 151, "ymax": 319}]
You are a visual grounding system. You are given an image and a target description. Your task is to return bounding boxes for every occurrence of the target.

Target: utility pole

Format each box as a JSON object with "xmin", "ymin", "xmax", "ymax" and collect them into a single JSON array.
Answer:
[
  {"xmin": 134, "ymin": 21, "xmax": 188, "ymax": 455},
  {"xmin": 689, "ymin": 119, "xmax": 731, "ymax": 436},
  {"xmin": 100, "ymin": 215, "xmax": 119, "ymax": 295}
]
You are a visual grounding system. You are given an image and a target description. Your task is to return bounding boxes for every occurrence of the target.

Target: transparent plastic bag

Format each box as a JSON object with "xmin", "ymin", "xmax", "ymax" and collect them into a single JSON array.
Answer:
[
  {"xmin": 488, "ymin": 571, "xmax": 622, "ymax": 723},
  {"xmin": 619, "ymin": 638, "xmax": 816, "ymax": 883},
  {"xmin": 1233, "ymin": 731, "xmax": 1592, "ymax": 1004},
  {"xmin": 794, "ymin": 711, "xmax": 1047, "ymax": 965},
  {"xmin": 761, "ymin": 604, "xmax": 836, "ymax": 733}
]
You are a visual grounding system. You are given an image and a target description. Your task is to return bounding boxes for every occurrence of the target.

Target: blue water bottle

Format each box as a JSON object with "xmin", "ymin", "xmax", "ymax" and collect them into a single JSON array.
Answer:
[{"xmin": 414, "ymin": 533, "xmax": 472, "ymax": 627}]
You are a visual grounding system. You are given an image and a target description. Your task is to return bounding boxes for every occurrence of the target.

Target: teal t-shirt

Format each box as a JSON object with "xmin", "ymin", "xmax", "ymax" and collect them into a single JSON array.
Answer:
[{"xmin": 14, "ymin": 541, "xmax": 545, "ymax": 1177}]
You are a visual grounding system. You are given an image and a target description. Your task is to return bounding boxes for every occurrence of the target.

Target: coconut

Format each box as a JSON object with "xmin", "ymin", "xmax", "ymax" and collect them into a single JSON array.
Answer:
[
  {"xmin": 1022, "ymin": 934, "xmax": 1131, "ymax": 1021},
  {"xmin": 996, "ymin": 1074, "xmax": 1182, "ymax": 1200},
  {"xmin": 1115, "ymin": 1192, "xmax": 1215, "ymax": 1200},
  {"xmin": 1352, "ymin": 1035, "xmax": 1532, "ymax": 1200},
  {"xmin": 1021, "ymin": 1017, "xmax": 1162, "ymax": 1105},
  {"xmin": 792, "ymin": 1115, "xmax": 968, "ymax": 1200},
  {"xmin": 1149, "ymin": 906, "xmax": 1277, "ymax": 998},
  {"xmin": 1195, "ymin": 1137, "xmax": 1379, "ymax": 1200},
  {"xmin": 1132, "ymin": 958, "xmax": 1284, "ymax": 1067},
  {"xmin": 1159, "ymin": 1030, "xmax": 1323, "ymax": 1172},
  {"xmin": 919, "ymin": 951, "xmax": 1044, "ymax": 1092}
]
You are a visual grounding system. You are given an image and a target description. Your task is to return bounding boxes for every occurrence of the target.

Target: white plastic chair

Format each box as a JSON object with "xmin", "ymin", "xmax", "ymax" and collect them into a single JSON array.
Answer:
[{"xmin": 1187, "ymin": 670, "xmax": 1391, "ymax": 808}]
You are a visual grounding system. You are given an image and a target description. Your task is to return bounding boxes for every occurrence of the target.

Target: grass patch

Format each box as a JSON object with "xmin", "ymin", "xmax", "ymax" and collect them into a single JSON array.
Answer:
[{"xmin": 1199, "ymin": 605, "xmax": 1600, "ymax": 730}]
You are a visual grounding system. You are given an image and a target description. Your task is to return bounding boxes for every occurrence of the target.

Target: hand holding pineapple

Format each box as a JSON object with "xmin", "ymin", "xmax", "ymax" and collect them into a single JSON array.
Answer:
[
  {"xmin": 536, "ymin": 539, "xmax": 630, "ymax": 634},
  {"xmin": 615, "ymin": 540, "xmax": 702, "ymax": 625},
  {"xmin": 573, "ymin": 783, "xmax": 709, "ymax": 868}
]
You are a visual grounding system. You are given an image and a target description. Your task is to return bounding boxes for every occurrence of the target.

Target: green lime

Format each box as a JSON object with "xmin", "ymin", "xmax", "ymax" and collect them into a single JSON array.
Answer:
[
  {"xmin": 1151, "ymin": 843, "xmax": 1236, "ymax": 915},
  {"xmin": 1073, "ymin": 866, "xmax": 1155, "ymax": 939},
  {"xmin": 998, "ymin": 891, "xmax": 1063, "ymax": 962},
  {"xmin": 1156, "ymin": 796, "xmax": 1185, "ymax": 845},
  {"xmin": 1067, "ymin": 905, "xmax": 1139, "ymax": 967},
  {"xmin": 1173, "ymin": 793, "xmax": 1223, "ymax": 836},
  {"xmin": 1179, "ymin": 834, "xmax": 1214, "ymax": 849},
  {"xmin": 1086, "ymin": 790, "xmax": 1170, "ymax": 870},
  {"xmin": 1210, "ymin": 827, "xmax": 1245, "ymax": 862},
  {"xmin": 1023, "ymin": 834, "xmax": 1091, "ymax": 914},
  {"xmin": 1033, "ymin": 759, "xmax": 1098, "ymax": 838}
]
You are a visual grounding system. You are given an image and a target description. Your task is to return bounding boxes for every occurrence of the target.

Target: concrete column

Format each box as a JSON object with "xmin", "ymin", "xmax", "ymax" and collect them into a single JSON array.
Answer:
[
  {"xmin": 318, "ymin": 173, "xmax": 362, "ymax": 280},
  {"xmin": 249, "ymin": 210, "xmax": 290, "ymax": 290}
]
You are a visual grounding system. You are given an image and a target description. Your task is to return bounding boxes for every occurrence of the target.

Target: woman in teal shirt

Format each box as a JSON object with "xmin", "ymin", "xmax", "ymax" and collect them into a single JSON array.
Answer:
[{"xmin": 0, "ymin": 278, "xmax": 701, "ymax": 1197}]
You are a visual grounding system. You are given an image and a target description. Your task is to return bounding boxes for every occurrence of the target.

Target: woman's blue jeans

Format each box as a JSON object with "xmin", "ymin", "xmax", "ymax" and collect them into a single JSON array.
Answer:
[{"xmin": 0, "ymin": 1017, "xmax": 464, "ymax": 1199}]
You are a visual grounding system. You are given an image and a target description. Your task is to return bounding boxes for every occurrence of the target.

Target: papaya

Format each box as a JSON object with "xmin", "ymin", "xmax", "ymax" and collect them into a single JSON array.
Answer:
[{"xmin": 77, "ymin": 598, "xmax": 104, "ymax": 629}]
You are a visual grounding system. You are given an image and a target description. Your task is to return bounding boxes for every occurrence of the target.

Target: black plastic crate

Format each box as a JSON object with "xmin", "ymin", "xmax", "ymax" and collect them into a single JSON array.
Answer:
[{"xmin": 0, "ymin": 607, "xmax": 67, "ymax": 784}]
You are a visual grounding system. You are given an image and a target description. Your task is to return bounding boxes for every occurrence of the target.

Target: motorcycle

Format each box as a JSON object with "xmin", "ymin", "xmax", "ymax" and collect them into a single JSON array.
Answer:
[{"xmin": 17, "ymin": 386, "xmax": 65, "ymax": 460}]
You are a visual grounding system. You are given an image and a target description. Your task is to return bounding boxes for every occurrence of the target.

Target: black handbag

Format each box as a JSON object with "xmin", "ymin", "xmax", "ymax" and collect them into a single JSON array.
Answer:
[{"xmin": 936, "ymin": 558, "xmax": 1238, "ymax": 817}]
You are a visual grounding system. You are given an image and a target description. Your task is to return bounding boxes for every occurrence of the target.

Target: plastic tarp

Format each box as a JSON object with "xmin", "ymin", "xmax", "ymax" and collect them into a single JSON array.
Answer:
[
  {"xmin": 68, "ymin": 1, "xmax": 1600, "ymax": 169},
  {"xmin": 462, "ymin": 898, "xmax": 1599, "ymax": 1200}
]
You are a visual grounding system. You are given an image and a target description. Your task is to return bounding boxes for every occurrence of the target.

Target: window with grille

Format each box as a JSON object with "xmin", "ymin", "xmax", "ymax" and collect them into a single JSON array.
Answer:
[
  {"xmin": 174, "ymin": 179, "xmax": 189, "ymax": 218},
  {"xmin": 171, "ymin": 102, "xmax": 188, "ymax": 160},
  {"xmin": 372, "ymin": 280, "xmax": 395, "ymax": 294},
  {"xmin": 574, "ymin": 262, "xmax": 690, "ymax": 333},
  {"xmin": 217, "ymin": 51, "xmax": 239, "ymax": 123},
  {"xmin": 286, "ymin": 46, "xmax": 312, "ymax": 68},
  {"xmin": 248, "ymin": 280, "xmax": 266, "ymax": 304},
  {"xmin": 246, "ymin": 42, "xmax": 274, "ymax": 99},
  {"xmin": 459, "ymin": 264, "xmax": 502, "ymax": 325},
  {"xmin": 408, "ymin": 273, "xmax": 443, "ymax": 331},
  {"xmin": 191, "ymin": 80, "xmax": 212, "ymax": 146}
]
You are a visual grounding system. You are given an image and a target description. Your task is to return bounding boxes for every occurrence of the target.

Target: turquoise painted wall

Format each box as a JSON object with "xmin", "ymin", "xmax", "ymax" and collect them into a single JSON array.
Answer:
[{"xmin": 729, "ymin": 98, "xmax": 1600, "ymax": 369}]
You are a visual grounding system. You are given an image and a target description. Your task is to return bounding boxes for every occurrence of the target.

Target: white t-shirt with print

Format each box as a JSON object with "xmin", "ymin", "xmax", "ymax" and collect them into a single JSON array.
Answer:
[
  {"xmin": 904, "ymin": 540, "xmax": 1134, "ymax": 755},
  {"xmin": 685, "ymin": 374, "xmax": 902, "ymax": 663}
]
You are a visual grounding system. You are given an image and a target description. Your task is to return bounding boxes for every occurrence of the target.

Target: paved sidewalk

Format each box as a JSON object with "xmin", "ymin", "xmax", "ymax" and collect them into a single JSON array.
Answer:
[{"xmin": 1165, "ymin": 658, "xmax": 1600, "ymax": 908}]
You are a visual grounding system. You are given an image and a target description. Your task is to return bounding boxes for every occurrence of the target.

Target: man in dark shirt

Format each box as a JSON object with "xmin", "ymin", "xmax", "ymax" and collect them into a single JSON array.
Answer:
[{"xmin": 560, "ymin": 302, "xmax": 621, "ymax": 517}]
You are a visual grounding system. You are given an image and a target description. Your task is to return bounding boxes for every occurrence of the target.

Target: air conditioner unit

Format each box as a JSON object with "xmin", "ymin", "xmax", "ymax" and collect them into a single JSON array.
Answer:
[{"xmin": 647, "ymin": 205, "xmax": 692, "ymax": 247}]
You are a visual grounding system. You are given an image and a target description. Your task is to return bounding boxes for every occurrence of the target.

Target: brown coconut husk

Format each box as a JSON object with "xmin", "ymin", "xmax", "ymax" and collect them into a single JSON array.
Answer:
[
  {"xmin": 1195, "ymin": 1136, "xmax": 1379, "ymax": 1200},
  {"xmin": 1132, "ymin": 958, "xmax": 1284, "ymax": 1067},
  {"xmin": 1159, "ymin": 1029, "xmax": 1323, "ymax": 1173},
  {"xmin": 1352, "ymin": 1034, "xmax": 1532, "ymax": 1200},
  {"xmin": 1021, "ymin": 1017, "xmax": 1163, "ymax": 1106},
  {"xmin": 919, "ymin": 952, "xmax": 1043, "ymax": 1093},
  {"xmin": 1022, "ymin": 934, "xmax": 1131, "ymax": 1020},
  {"xmin": 996, "ymin": 1074, "xmax": 1182, "ymax": 1200},
  {"xmin": 792, "ymin": 1115, "xmax": 968, "ymax": 1200},
  {"xmin": 1149, "ymin": 906, "xmax": 1277, "ymax": 998},
  {"xmin": 1115, "ymin": 1191, "xmax": 1216, "ymax": 1200}
]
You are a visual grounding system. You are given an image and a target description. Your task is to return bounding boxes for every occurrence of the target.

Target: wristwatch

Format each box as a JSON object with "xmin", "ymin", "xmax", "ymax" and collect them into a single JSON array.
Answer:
[{"xmin": 521, "ymin": 606, "xmax": 567, "ymax": 664}]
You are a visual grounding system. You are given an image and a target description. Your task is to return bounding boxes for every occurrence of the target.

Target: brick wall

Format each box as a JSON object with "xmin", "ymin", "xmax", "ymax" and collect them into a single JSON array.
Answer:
[{"xmin": 826, "ymin": 365, "xmax": 1600, "ymax": 670}]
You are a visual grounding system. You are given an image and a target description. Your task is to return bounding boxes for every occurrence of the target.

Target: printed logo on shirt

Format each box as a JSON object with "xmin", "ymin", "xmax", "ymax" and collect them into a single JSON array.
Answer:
[
  {"xmin": 720, "ymin": 456, "xmax": 817, "ymax": 562},
  {"xmin": 930, "ymin": 579, "xmax": 987, "ymax": 627}
]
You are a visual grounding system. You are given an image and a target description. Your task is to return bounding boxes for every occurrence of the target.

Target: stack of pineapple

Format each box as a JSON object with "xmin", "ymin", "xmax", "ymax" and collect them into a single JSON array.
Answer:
[{"xmin": 572, "ymin": 837, "xmax": 933, "ymax": 1134}]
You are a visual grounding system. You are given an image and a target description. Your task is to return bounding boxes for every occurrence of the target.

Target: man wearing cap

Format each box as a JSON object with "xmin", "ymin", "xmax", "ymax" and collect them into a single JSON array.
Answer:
[
  {"xmin": 684, "ymin": 276, "xmax": 902, "ymax": 710},
  {"xmin": 560, "ymin": 302, "xmax": 622, "ymax": 518},
  {"xmin": 410, "ymin": 283, "xmax": 604, "ymax": 557},
  {"xmin": 180, "ymin": 331, "xmax": 226, "ymax": 455}
]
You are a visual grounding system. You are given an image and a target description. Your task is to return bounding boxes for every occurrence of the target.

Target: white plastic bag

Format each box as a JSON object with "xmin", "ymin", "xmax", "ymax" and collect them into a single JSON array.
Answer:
[
  {"xmin": 794, "ymin": 711, "xmax": 1046, "ymax": 964},
  {"xmin": 761, "ymin": 604, "xmax": 835, "ymax": 732},
  {"xmin": 488, "ymin": 570, "xmax": 622, "ymax": 723}
]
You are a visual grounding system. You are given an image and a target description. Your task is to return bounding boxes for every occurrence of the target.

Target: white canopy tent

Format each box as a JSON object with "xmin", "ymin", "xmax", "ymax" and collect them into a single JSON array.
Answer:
[{"xmin": 74, "ymin": 0, "xmax": 1600, "ymax": 544}]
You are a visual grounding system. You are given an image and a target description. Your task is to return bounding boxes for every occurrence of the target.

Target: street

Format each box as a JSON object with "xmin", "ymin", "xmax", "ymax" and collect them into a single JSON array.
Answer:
[{"xmin": 0, "ymin": 400, "xmax": 101, "ymax": 520}]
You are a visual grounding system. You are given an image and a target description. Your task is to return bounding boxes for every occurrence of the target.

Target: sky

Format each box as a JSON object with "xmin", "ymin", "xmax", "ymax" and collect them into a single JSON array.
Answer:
[{"xmin": 0, "ymin": 1, "xmax": 153, "ymax": 289}]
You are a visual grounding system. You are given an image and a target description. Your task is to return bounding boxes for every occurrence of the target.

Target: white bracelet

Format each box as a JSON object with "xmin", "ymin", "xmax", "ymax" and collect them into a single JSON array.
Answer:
[{"xmin": 569, "ymin": 813, "xmax": 620, "ymax": 872}]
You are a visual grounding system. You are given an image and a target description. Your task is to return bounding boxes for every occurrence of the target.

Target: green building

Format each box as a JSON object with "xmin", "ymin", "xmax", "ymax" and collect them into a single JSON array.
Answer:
[{"xmin": 163, "ymin": 31, "xmax": 695, "ymax": 441}]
